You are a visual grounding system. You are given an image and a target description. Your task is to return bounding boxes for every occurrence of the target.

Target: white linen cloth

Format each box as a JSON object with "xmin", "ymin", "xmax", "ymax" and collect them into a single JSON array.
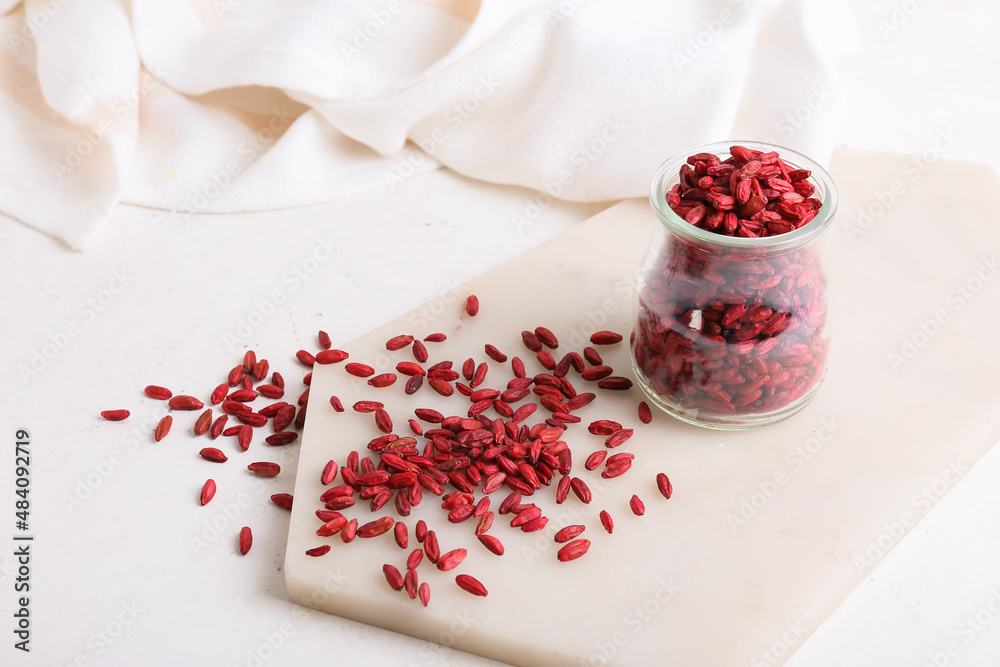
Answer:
[{"xmin": 0, "ymin": 0, "xmax": 853, "ymax": 250}]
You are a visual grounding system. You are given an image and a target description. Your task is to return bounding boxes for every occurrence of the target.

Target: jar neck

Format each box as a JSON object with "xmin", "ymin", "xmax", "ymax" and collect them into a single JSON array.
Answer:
[{"xmin": 649, "ymin": 140, "xmax": 838, "ymax": 255}]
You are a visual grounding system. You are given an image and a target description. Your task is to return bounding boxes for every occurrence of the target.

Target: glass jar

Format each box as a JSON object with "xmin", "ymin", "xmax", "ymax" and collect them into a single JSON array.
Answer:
[{"xmin": 631, "ymin": 141, "xmax": 838, "ymax": 430}]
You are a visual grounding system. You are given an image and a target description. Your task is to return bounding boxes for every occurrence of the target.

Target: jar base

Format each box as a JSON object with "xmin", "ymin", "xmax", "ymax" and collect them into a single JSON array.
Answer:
[{"xmin": 631, "ymin": 358, "xmax": 825, "ymax": 431}]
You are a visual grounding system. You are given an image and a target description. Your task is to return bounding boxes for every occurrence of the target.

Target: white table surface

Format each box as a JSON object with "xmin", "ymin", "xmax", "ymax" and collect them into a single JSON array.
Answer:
[{"xmin": 3, "ymin": 1, "xmax": 1000, "ymax": 665}]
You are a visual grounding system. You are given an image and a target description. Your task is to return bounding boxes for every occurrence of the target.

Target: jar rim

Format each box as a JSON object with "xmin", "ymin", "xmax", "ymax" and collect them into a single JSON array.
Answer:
[{"xmin": 649, "ymin": 140, "xmax": 838, "ymax": 251}]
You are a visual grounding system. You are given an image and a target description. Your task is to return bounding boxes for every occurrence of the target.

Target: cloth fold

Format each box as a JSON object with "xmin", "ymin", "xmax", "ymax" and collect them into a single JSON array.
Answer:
[{"xmin": 0, "ymin": 0, "xmax": 850, "ymax": 250}]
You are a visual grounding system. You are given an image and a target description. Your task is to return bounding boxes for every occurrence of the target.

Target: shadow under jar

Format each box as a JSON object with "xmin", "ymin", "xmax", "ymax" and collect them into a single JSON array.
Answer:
[{"xmin": 631, "ymin": 141, "xmax": 838, "ymax": 430}]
